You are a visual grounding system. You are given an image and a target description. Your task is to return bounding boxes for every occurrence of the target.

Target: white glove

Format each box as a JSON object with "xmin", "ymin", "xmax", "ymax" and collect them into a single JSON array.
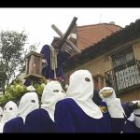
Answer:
[
  {"xmin": 99, "ymin": 89, "xmax": 113, "ymax": 98},
  {"xmin": 99, "ymin": 87, "xmax": 116, "ymax": 103},
  {"xmin": 27, "ymin": 85, "xmax": 36, "ymax": 92},
  {"xmin": 99, "ymin": 87, "xmax": 125, "ymax": 118}
]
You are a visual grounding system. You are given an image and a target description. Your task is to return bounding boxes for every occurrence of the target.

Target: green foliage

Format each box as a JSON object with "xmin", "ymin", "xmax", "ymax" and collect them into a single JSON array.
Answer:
[
  {"xmin": 0, "ymin": 81, "xmax": 46, "ymax": 106},
  {"xmin": 0, "ymin": 30, "xmax": 42, "ymax": 105},
  {"xmin": 34, "ymin": 83, "xmax": 45, "ymax": 97}
]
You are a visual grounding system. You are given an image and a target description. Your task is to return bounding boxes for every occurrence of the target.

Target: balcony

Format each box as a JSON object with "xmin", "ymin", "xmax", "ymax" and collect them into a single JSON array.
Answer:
[{"xmin": 105, "ymin": 60, "xmax": 140, "ymax": 93}]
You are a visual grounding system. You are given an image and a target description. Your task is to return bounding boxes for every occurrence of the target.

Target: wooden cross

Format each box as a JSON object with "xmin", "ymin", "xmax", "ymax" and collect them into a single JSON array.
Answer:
[{"xmin": 51, "ymin": 17, "xmax": 81, "ymax": 54}]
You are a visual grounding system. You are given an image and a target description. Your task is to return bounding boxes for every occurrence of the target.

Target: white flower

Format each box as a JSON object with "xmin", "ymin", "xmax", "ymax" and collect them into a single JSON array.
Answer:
[
  {"xmin": 41, "ymin": 83, "xmax": 46, "ymax": 88},
  {"xmin": 27, "ymin": 85, "xmax": 36, "ymax": 92}
]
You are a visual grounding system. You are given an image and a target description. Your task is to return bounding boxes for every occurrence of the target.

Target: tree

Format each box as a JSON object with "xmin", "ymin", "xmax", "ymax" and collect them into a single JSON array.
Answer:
[
  {"xmin": 24, "ymin": 43, "xmax": 38, "ymax": 56},
  {"xmin": 0, "ymin": 30, "xmax": 28, "ymax": 91},
  {"xmin": 0, "ymin": 61, "xmax": 7, "ymax": 91}
]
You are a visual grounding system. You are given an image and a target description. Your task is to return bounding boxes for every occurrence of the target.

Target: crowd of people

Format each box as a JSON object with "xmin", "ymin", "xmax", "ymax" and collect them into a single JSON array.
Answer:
[{"xmin": 0, "ymin": 69, "xmax": 140, "ymax": 133}]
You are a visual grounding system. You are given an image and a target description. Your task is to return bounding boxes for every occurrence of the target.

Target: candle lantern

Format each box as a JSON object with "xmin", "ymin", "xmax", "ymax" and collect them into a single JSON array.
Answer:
[{"xmin": 24, "ymin": 51, "xmax": 44, "ymax": 81}]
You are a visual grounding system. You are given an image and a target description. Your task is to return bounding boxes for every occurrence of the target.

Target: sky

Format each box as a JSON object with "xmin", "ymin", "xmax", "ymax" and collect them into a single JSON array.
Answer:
[{"xmin": 0, "ymin": 8, "xmax": 140, "ymax": 53}]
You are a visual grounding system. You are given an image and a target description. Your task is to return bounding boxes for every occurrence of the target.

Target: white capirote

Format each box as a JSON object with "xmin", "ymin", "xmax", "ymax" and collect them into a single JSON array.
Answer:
[
  {"xmin": 66, "ymin": 69, "xmax": 103, "ymax": 119},
  {"xmin": 18, "ymin": 92, "xmax": 39, "ymax": 123},
  {"xmin": 41, "ymin": 80, "xmax": 65, "ymax": 122}
]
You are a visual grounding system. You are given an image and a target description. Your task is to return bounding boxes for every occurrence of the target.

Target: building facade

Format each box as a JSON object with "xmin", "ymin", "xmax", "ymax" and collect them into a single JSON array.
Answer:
[{"xmin": 63, "ymin": 19, "xmax": 140, "ymax": 102}]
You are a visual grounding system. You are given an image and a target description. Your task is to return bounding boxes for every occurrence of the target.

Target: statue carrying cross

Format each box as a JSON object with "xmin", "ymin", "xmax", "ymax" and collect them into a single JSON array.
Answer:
[
  {"xmin": 40, "ymin": 17, "xmax": 81, "ymax": 82},
  {"xmin": 24, "ymin": 17, "xmax": 81, "ymax": 86}
]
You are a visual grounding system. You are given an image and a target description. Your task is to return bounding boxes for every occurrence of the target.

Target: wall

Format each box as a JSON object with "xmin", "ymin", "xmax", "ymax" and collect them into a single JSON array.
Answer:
[
  {"xmin": 65, "ymin": 38, "xmax": 140, "ymax": 102},
  {"xmin": 133, "ymin": 41, "xmax": 140, "ymax": 61},
  {"xmin": 118, "ymin": 88, "xmax": 140, "ymax": 102},
  {"xmin": 66, "ymin": 53, "xmax": 111, "ymax": 75}
]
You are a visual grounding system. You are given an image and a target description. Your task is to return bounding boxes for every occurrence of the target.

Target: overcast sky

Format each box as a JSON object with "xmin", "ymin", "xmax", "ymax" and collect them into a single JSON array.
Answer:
[{"xmin": 0, "ymin": 8, "xmax": 140, "ymax": 52}]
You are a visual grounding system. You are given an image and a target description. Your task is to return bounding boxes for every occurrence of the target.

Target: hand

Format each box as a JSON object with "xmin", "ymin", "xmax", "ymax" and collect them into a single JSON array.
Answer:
[{"xmin": 100, "ymin": 89, "xmax": 113, "ymax": 98}]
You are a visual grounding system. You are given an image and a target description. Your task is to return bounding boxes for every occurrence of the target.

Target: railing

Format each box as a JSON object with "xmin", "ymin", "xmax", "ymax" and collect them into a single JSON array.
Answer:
[{"xmin": 105, "ymin": 60, "xmax": 140, "ymax": 93}]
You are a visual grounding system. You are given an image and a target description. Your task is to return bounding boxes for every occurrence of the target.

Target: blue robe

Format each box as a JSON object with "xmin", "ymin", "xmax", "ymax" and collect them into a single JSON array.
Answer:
[
  {"xmin": 98, "ymin": 101, "xmax": 125, "ymax": 133},
  {"xmin": 40, "ymin": 45, "xmax": 70, "ymax": 80},
  {"xmin": 123, "ymin": 120, "xmax": 140, "ymax": 133},
  {"xmin": 25, "ymin": 108, "xmax": 55, "ymax": 133},
  {"xmin": 54, "ymin": 98, "xmax": 112, "ymax": 133},
  {"xmin": 121, "ymin": 102, "xmax": 138, "ymax": 118},
  {"xmin": 3, "ymin": 117, "xmax": 25, "ymax": 133},
  {"xmin": 92, "ymin": 89, "xmax": 102, "ymax": 105}
]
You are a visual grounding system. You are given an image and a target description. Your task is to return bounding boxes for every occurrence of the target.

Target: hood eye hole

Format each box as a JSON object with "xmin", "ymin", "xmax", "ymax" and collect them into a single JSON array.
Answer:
[
  {"xmin": 53, "ymin": 90, "xmax": 59, "ymax": 92},
  {"xmin": 85, "ymin": 77, "xmax": 90, "ymax": 82},
  {"xmin": 9, "ymin": 107, "xmax": 12, "ymax": 110},
  {"xmin": 31, "ymin": 100, "xmax": 35, "ymax": 103}
]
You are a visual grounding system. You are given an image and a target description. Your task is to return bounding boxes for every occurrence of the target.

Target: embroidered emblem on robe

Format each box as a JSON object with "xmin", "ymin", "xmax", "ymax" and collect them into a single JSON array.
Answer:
[{"xmin": 99, "ymin": 106, "xmax": 107, "ymax": 113}]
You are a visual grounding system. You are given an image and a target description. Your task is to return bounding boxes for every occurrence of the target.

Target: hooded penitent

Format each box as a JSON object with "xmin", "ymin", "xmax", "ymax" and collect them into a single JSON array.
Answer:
[
  {"xmin": 0, "ymin": 101, "xmax": 18, "ymax": 132},
  {"xmin": 18, "ymin": 92, "xmax": 39, "ymax": 123},
  {"xmin": 99, "ymin": 87, "xmax": 125, "ymax": 118},
  {"xmin": 41, "ymin": 80, "xmax": 65, "ymax": 122},
  {"xmin": 66, "ymin": 69, "xmax": 103, "ymax": 119},
  {"xmin": 0, "ymin": 107, "xmax": 3, "ymax": 122}
]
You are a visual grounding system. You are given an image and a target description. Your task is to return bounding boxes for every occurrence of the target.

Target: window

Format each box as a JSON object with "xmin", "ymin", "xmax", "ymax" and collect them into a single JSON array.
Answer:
[
  {"xmin": 111, "ymin": 47, "xmax": 140, "ymax": 91},
  {"xmin": 112, "ymin": 48, "xmax": 135, "ymax": 69}
]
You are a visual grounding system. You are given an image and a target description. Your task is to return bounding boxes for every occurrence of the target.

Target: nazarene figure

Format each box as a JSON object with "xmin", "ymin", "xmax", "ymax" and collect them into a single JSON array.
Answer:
[
  {"xmin": 24, "ymin": 37, "xmax": 73, "ymax": 86},
  {"xmin": 40, "ymin": 37, "xmax": 72, "ymax": 81}
]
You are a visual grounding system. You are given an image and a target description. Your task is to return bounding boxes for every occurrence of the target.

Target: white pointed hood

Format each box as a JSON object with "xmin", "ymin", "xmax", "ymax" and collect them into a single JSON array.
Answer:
[
  {"xmin": 66, "ymin": 69, "xmax": 103, "ymax": 119},
  {"xmin": 18, "ymin": 92, "xmax": 39, "ymax": 123},
  {"xmin": 132, "ymin": 100, "xmax": 140, "ymax": 128},
  {"xmin": 99, "ymin": 87, "xmax": 125, "ymax": 118},
  {"xmin": 0, "ymin": 107, "xmax": 3, "ymax": 122},
  {"xmin": 0, "ymin": 101, "xmax": 18, "ymax": 133},
  {"xmin": 41, "ymin": 81, "xmax": 65, "ymax": 122},
  {"xmin": 1, "ymin": 101, "xmax": 18, "ymax": 123}
]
